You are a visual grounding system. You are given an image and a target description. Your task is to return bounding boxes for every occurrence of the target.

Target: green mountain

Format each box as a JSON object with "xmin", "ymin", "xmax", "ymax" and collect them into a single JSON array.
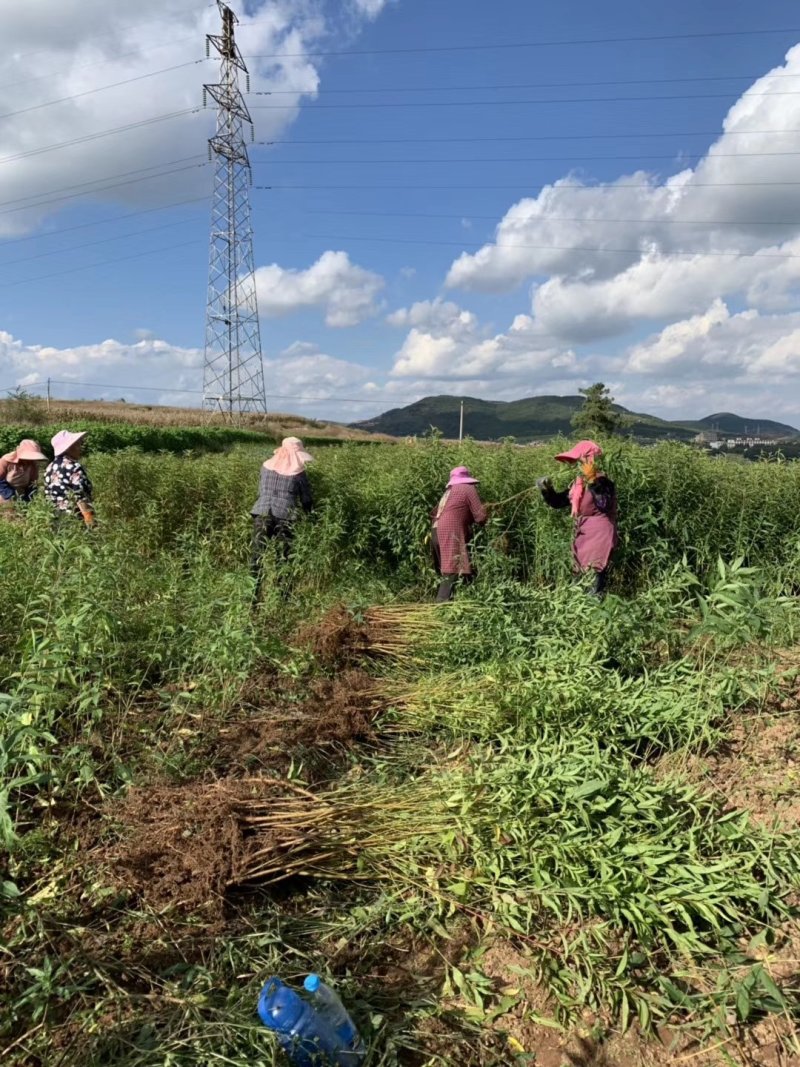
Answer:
[
  {"xmin": 352, "ymin": 395, "xmax": 799, "ymax": 442},
  {"xmin": 684, "ymin": 412, "xmax": 799, "ymax": 437}
]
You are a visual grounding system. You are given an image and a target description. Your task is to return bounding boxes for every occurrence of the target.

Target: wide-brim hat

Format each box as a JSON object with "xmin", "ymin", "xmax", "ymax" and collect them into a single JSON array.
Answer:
[
  {"xmin": 51, "ymin": 430, "xmax": 87, "ymax": 457},
  {"xmin": 447, "ymin": 465, "xmax": 478, "ymax": 486},
  {"xmin": 15, "ymin": 438, "xmax": 46, "ymax": 461},
  {"xmin": 281, "ymin": 436, "xmax": 314, "ymax": 463},
  {"xmin": 555, "ymin": 440, "xmax": 603, "ymax": 463}
]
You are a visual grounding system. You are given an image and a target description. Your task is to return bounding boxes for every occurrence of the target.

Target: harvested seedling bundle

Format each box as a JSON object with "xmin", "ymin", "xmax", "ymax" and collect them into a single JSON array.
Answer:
[
  {"xmin": 363, "ymin": 603, "xmax": 445, "ymax": 667},
  {"xmin": 236, "ymin": 775, "xmax": 460, "ymax": 884},
  {"xmin": 110, "ymin": 772, "xmax": 469, "ymax": 915}
]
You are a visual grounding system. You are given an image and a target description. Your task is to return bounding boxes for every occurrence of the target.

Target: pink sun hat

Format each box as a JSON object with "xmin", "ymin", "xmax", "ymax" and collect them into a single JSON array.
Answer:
[
  {"xmin": 51, "ymin": 430, "xmax": 88, "ymax": 458},
  {"xmin": 447, "ymin": 465, "xmax": 479, "ymax": 486},
  {"xmin": 555, "ymin": 440, "xmax": 603, "ymax": 463},
  {"xmin": 14, "ymin": 438, "xmax": 46, "ymax": 461},
  {"xmin": 263, "ymin": 436, "xmax": 314, "ymax": 476}
]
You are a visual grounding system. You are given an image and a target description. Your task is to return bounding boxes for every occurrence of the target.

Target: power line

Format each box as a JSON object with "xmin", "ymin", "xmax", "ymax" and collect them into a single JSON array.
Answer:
[
  {"xmin": 248, "ymin": 90, "xmax": 800, "ymax": 110},
  {"xmin": 0, "ymin": 216, "xmax": 204, "ymax": 269},
  {"xmin": 0, "ymin": 155, "xmax": 205, "ymax": 211},
  {"xmin": 0, "ymin": 196, "xmax": 209, "ymax": 249},
  {"xmin": 253, "ymin": 151, "xmax": 800, "ymax": 163},
  {"xmin": 0, "ymin": 161, "xmax": 210, "ymax": 219},
  {"xmin": 0, "ymin": 107, "xmax": 204, "ymax": 167},
  {"xmin": 16, "ymin": 376, "xmax": 427, "ymax": 408},
  {"xmin": 0, "ymin": 40, "xmax": 205, "ymax": 95},
  {"xmin": 302, "ymin": 231, "xmax": 800, "ymax": 259},
  {"xmin": 260, "ymin": 129, "xmax": 800, "ymax": 145},
  {"xmin": 0, "ymin": 60, "xmax": 206, "ymax": 123},
  {"xmin": 1, "ymin": 238, "xmax": 204, "ymax": 290},
  {"xmin": 239, "ymin": 24, "xmax": 800, "ymax": 58},
  {"xmin": 252, "ymin": 72, "xmax": 800, "ymax": 95},
  {"xmin": 303, "ymin": 207, "xmax": 800, "ymax": 226},
  {"xmin": 257, "ymin": 179, "xmax": 800, "ymax": 190},
  {"xmin": 0, "ymin": 2, "xmax": 214, "ymax": 67}
]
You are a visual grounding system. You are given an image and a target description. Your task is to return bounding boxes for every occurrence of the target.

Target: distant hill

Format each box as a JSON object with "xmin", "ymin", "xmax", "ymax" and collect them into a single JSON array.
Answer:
[
  {"xmin": 352, "ymin": 395, "xmax": 800, "ymax": 442},
  {"xmin": 684, "ymin": 412, "xmax": 800, "ymax": 437}
]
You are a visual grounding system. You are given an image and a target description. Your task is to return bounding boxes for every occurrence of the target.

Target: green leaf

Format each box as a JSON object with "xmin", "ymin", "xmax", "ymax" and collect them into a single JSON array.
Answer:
[
  {"xmin": 736, "ymin": 985, "xmax": 751, "ymax": 1022},
  {"xmin": 568, "ymin": 778, "xmax": 607, "ymax": 800}
]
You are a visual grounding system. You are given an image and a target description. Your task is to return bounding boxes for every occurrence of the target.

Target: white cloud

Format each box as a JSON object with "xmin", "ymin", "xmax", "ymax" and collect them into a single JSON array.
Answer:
[
  {"xmin": 255, "ymin": 250, "xmax": 384, "ymax": 326},
  {"xmin": 387, "ymin": 298, "xmax": 478, "ymax": 331},
  {"xmin": 0, "ymin": 327, "xmax": 381, "ymax": 415},
  {"xmin": 0, "ymin": 327, "xmax": 202, "ymax": 404},
  {"xmin": 0, "ymin": 0, "xmax": 387, "ymax": 236},
  {"xmin": 268, "ymin": 341, "xmax": 371, "ymax": 396},
  {"xmin": 624, "ymin": 301, "xmax": 800, "ymax": 380},
  {"xmin": 350, "ymin": 0, "xmax": 392, "ymax": 19},
  {"xmin": 387, "ymin": 298, "xmax": 578, "ymax": 383},
  {"xmin": 443, "ymin": 44, "xmax": 800, "ymax": 341}
]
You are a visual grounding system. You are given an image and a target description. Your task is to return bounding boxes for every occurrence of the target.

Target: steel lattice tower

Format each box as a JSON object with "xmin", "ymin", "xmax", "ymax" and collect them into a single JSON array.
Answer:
[{"xmin": 202, "ymin": 1, "xmax": 267, "ymax": 417}]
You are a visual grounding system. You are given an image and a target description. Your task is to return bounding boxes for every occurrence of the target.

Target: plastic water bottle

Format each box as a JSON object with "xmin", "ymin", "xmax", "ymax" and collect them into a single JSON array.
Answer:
[
  {"xmin": 303, "ymin": 975, "xmax": 366, "ymax": 1063},
  {"xmin": 257, "ymin": 976, "xmax": 343, "ymax": 1066}
]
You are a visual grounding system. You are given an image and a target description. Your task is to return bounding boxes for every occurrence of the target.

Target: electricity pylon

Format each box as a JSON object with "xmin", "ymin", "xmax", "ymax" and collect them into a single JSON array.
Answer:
[{"xmin": 202, "ymin": 1, "xmax": 267, "ymax": 418}]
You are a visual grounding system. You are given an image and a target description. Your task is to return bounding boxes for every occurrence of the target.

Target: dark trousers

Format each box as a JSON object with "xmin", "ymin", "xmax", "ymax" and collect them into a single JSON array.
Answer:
[
  {"xmin": 432, "ymin": 529, "xmax": 475, "ymax": 603},
  {"xmin": 588, "ymin": 567, "xmax": 609, "ymax": 598},
  {"xmin": 251, "ymin": 515, "xmax": 293, "ymax": 601}
]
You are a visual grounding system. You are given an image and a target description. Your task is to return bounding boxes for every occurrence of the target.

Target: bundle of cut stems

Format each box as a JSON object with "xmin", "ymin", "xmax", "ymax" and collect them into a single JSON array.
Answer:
[
  {"xmin": 379, "ymin": 671, "xmax": 504, "ymax": 735},
  {"xmin": 232, "ymin": 776, "xmax": 462, "ymax": 886},
  {"xmin": 364, "ymin": 604, "xmax": 445, "ymax": 666}
]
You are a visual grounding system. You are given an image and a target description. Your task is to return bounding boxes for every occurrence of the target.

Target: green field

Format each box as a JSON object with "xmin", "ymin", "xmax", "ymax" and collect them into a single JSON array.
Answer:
[{"xmin": 2, "ymin": 439, "xmax": 800, "ymax": 1067}]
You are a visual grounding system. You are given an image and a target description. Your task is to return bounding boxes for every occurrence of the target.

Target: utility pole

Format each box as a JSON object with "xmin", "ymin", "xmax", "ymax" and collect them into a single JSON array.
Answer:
[
  {"xmin": 459, "ymin": 399, "xmax": 464, "ymax": 443},
  {"xmin": 46, "ymin": 377, "xmax": 51, "ymax": 415},
  {"xmin": 202, "ymin": 1, "xmax": 267, "ymax": 420}
]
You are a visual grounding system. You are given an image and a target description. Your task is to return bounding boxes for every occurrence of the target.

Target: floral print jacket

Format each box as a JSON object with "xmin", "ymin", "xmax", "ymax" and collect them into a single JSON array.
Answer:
[{"xmin": 44, "ymin": 455, "xmax": 93, "ymax": 515}]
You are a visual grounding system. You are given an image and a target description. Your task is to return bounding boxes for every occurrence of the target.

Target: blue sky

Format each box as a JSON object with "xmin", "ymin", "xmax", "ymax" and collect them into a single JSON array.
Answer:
[{"xmin": 3, "ymin": 0, "xmax": 800, "ymax": 423}]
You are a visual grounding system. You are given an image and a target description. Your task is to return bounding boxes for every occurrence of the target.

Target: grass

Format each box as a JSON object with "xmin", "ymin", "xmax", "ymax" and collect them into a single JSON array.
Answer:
[
  {"xmin": 0, "ymin": 394, "xmax": 389, "ymax": 442},
  {"xmin": 2, "ymin": 438, "xmax": 800, "ymax": 1067}
]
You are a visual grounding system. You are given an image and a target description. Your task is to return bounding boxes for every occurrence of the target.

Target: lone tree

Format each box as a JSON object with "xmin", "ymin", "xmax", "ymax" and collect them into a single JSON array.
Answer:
[{"xmin": 571, "ymin": 382, "xmax": 625, "ymax": 437}]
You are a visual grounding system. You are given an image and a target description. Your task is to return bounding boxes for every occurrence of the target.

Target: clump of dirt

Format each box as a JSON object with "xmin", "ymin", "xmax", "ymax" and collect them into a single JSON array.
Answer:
[
  {"xmin": 294, "ymin": 604, "xmax": 369, "ymax": 668},
  {"xmin": 218, "ymin": 668, "xmax": 381, "ymax": 778},
  {"xmin": 102, "ymin": 774, "xmax": 378, "ymax": 920},
  {"xmin": 106, "ymin": 779, "xmax": 249, "ymax": 921}
]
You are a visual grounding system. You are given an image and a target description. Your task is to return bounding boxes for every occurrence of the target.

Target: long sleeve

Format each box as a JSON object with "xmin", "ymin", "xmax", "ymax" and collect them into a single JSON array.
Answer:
[
  {"xmin": 588, "ymin": 476, "xmax": 615, "ymax": 515},
  {"xmin": 74, "ymin": 463, "xmax": 93, "ymax": 503},
  {"xmin": 540, "ymin": 482, "xmax": 570, "ymax": 510},
  {"xmin": 296, "ymin": 471, "xmax": 313, "ymax": 513},
  {"xmin": 467, "ymin": 486, "xmax": 487, "ymax": 526}
]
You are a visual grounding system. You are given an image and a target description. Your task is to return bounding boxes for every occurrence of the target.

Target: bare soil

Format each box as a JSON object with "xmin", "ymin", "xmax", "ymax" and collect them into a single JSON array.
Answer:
[
  {"xmin": 475, "ymin": 939, "xmax": 800, "ymax": 1067},
  {"xmin": 656, "ymin": 707, "xmax": 800, "ymax": 831},
  {"xmin": 218, "ymin": 667, "xmax": 381, "ymax": 777},
  {"xmin": 76, "ymin": 638, "xmax": 800, "ymax": 1066},
  {"xmin": 294, "ymin": 604, "xmax": 371, "ymax": 668},
  {"xmin": 105, "ymin": 779, "xmax": 249, "ymax": 920}
]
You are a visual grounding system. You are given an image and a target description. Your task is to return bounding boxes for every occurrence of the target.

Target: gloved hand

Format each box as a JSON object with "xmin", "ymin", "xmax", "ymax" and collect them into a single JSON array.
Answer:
[
  {"xmin": 536, "ymin": 477, "xmax": 551, "ymax": 491},
  {"xmin": 78, "ymin": 502, "xmax": 96, "ymax": 527}
]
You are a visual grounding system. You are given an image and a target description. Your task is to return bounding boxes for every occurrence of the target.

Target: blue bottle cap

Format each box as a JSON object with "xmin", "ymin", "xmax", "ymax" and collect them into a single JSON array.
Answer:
[{"xmin": 304, "ymin": 974, "xmax": 321, "ymax": 993}]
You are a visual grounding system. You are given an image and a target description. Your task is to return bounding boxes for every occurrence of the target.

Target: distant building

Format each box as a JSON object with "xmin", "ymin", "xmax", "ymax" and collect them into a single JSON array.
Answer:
[
  {"xmin": 725, "ymin": 436, "xmax": 779, "ymax": 449},
  {"xmin": 694, "ymin": 430, "xmax": 722, "ymax": 445}
]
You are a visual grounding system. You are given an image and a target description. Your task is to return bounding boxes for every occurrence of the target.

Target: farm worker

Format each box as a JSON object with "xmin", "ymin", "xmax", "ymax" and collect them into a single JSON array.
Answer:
[
  {"xmin": 44, "ymin": 430, "xmax": 95, "ymax": 527},
  {"xmin": 536, "ymin": 440, "xmax": 617, "ymax": 597},
  {"xmin": 250, "ymin": 436, "xmax": 314, "ymax": 600},
  {"xmin": 430, "ymin": 466, "xmax": 488, "ymax": 603},
  {"xmin": 0, "ymin": 438, "xmax": 46, "ymax": 509}
]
